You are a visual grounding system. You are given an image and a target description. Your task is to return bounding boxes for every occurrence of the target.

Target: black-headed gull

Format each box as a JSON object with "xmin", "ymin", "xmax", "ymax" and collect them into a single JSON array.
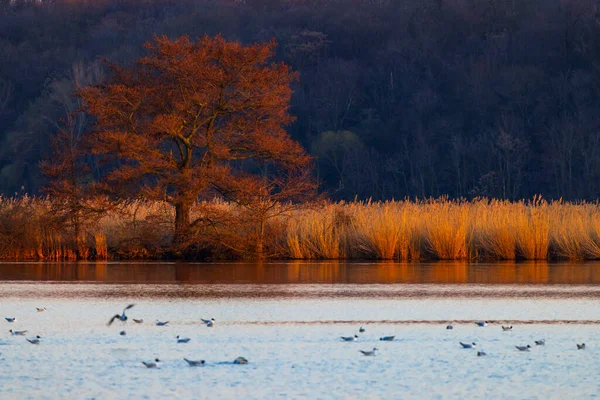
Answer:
[
  {"xmin": 156, "ymin": 320, "xmax": 169, "ymax": 326},
  {"xmin": 177, "ymin": 335, "xmax": 190, "ymax": 343},
  {"xmin": 9, "ymin": 329, "xmax": 27, "ymax": 336},
  {"xmin": 502, "ymin": 325, "xmax": 513, "ymax": 331},
  {"xmin": 184, "ymin": 358, "xmax": 205, "ymax": 366},
  {"xmin": 515, "ymin": 345, "xmax": 531, "ymax": 351},
  {"xmin": 460, "ymin": 342, "xmax": 476, "ymax": 348},
  {"xmin": 341, "ymin": 335, "xmax": 358, "ymax": 342},
  {"xmin": 142, "ymin": 358, "xmax": 160, "ymax": 368},
  {"xmin": 359, "ymin": 347, "xmax": 378, "ymax": 356},
  {"xmin": 233, "ymin": 357, "xmax": 248, "ymax": 364},
  {"xmin": 27, "ymin": 335, "xmax": 41, "ymax": 344},
  {"xmin": 107, "ymin": 304, "xmax": 135, "ymax": 326},
  {"xmin": 5, "ymin": 318, "xmax": 15, "ymax": 323},
  {"xmin": 379, "ymin": 336, "xmax": 395, "ymax": 341},
  {"xmin": 535, "ymin": 339, "xmax": 545, "ymax": 346},
  {"xmin": 475, "ymin": 321, "xmax": 487, "ymax": 327},
  {"xmin": 201, "ymin": 318, "xmax": 215, "ymax": 327},
  {"xmin": 577, "ymin": 343, "xmax": 586, "ymax": 350}
]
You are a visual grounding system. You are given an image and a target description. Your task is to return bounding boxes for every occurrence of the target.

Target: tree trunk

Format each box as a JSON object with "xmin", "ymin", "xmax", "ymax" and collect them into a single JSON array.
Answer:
[
  {"xmin": 174, "ymin": 202, "xmax": 191, "ymax": 246},
  {"xmin": 256, "ymin": 216, "xmax": 265, "ymax": 260}
]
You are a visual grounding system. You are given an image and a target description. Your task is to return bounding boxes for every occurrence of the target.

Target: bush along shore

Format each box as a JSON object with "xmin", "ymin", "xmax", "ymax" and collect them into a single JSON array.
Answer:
[{"xmin": 2, "ymin": 196, "xmax": 600, "ymax": 261}]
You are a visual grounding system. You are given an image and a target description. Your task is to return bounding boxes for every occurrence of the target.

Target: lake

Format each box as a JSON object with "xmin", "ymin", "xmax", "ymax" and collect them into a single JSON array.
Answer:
[{"xmin": 0, "ymin": 261, "xmax": 599, "ymax": 399}]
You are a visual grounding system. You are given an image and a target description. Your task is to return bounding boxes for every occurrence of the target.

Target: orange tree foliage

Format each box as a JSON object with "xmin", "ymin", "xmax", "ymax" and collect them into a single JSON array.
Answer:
[{"xmin": 78, "ymin": 35, "xmax": 314, "ymax": 246}]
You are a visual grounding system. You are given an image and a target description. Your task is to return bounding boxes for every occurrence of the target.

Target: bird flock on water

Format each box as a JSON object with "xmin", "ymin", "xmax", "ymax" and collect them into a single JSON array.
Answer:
[
  {"xmin": 343, "ymin": 322, "xmax": 587, "ymax": 357},
  {"xmin": 3, "ymin": 304, "xmax": 245, "ymax": 368},
  {"xmin": 3, "ymin": 310, "xmax": 589, "ymax": 365},
  {"xmin": 450, "ymin": 321, "xmax": 585, "ymax": 356}
]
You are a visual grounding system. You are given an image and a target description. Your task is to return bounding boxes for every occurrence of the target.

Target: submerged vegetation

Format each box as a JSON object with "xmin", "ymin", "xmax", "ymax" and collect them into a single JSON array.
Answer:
[{"xmin": 3, "ymin": 196, "xmax": 600, "ymax": 261}]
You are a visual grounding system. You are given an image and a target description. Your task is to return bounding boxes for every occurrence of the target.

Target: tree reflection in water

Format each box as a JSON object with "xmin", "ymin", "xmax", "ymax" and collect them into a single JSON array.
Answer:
[{"xmin": 0, "ymin": 261, "xmax": 599, "ymax": 285}]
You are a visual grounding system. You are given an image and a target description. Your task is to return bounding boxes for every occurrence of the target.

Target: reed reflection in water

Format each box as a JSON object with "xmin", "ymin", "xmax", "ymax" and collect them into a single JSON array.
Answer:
[{"xmin": 0, "ymin": 261, "xmax": 600, "ymax": 284}]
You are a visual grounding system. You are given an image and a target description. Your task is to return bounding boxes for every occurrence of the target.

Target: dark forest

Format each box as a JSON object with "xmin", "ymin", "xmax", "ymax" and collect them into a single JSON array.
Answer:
[{"xmin": 2, "ymin": 0, "xmax": 600, "ymax": 200}]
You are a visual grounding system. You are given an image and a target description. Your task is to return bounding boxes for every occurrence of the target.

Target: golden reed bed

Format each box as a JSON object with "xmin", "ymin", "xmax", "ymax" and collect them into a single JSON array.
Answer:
[{"xmin": 0, "ymin": 196, "xmax": 599, "ymax": 261}]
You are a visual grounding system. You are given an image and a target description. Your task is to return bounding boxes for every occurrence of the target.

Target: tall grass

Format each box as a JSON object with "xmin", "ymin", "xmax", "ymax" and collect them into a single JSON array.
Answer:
[
  {"xmin": 472, "ymin": 200, "xmax": 517, "ymax": 260},
  {"xmin": 347, "ymin": 201, "xmax": 421, "ymax": 260},
  {"xmin": 422, "ymin": 200, "xmax": 471, "ymax": 260},
  {"xmin": 516, "ymin": 197, "xmax": 550, "ymax": 260},
  {"xmin": 285, "ymin": 204, "xmax": 351, "ymax": 259},
  {"xmin": 547, "ymin": 201, "xmax": 600, "ymax": 260},
  {"xmin": 3, "ymin": 196, "xmax": 600, "ymax": 260}
]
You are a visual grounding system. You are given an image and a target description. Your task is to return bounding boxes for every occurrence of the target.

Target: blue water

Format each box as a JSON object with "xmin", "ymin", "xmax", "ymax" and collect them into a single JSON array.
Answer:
[{"xmin": 0, "ymin": 264, "xmax": 599, "ymax": 399}]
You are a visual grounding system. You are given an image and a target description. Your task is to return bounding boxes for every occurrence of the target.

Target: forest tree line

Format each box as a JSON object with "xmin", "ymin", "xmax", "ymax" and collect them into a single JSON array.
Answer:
[{"xmin": 2, "ymin": 0, "xmax": 600, "ymax": 201}]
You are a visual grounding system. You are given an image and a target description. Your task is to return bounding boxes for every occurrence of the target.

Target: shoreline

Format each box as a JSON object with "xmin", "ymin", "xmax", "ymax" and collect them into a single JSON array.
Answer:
[{"xmin": 2, "ymin": 196, "xmax": 600, "ymax": 262}]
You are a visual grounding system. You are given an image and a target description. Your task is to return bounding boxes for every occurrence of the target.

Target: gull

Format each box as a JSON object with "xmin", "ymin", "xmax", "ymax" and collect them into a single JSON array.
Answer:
[
  {"xmin": 156, "ymin": 320, "xmax": 169, "ymax": 326},
  {"xmin": 577, "ymin": 343, "xmax": 586, "ymax": 350},
  {"xmin": 5, "ymin": 318, "xmax": 15, "ymax": 323},
  {"xmin": 233, "ymin": 357, "xmax": 248, "ymax": 364},
  {"xmin": 177, "ymin": 335, "xmax": 191, "ymax": 343},
  {"xmin": 107, "ymin": 304, "xmax": 135, "ymax": 326},
  {"xmin": 201, "ymin": 318, "xmax": 215, "ymax": 327},
  {"xmin": 446, "ymin": 324, "xmax": 453, "ymax": 330},
  {"xmin": 359, "ymin": 326, "xmax": 365, "ymax": 333},
  {"xmin": 515, "ymin": 345, "xmax": 531, "ymax": 351},
  {"xmin": 119, "ymin": 331, "xmax": 126, "ymax": 336},
  {"xmin": 475, "ymin": 321, "xmax": 488, "ymax": 327},
  {"xmin": 27, "ymin": 335, "xmax": 41, "ymax": 344},
  {"xmin": 36, "ymin": 308, "xmax": 46, "ymax": 312},
  {"xmin": 379, "ymin": 336, "xmax": 395, "ymax": 341},
  {"xmin": 9, "ymin": 329, "xmax": 27, "ymax": 336},
  {"xmin": 460, "ymin": 342, "xmax": 476, "ymax": 349},
  {"xmin": 477, "ymin": 351, "xmax": 487, "ymax": 356},
  {"xmin": 359, "ymin": 347, "xmax": 378, "ymax": 356},
  {"xmin": 184, "ymin": 358, "xmax": 205, "ymax": 367},
  {"xmin": 341, "ymin": 335, "xmax": 358, "ymax": 342},
  {"xmin": 133, "ymin": 319, "xmax": 143, "ymax": 324},
  {"xmin": 535, "ymin": 339, "xmax": 545, "ymax": 346},
  {"xmin": 502, "ymin": 326, "xmax": 513, "ymax": 331},
  {"xmin": 142, "ymin": 358, "xmax": 160, "ymax": 369}
]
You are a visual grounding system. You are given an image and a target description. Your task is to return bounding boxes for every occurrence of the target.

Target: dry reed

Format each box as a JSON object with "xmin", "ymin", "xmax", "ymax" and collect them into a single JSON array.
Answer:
[
  {"xmin": 515, "ymin": 197, "xmax": 550, "ymax": 260},
  {"xmin": 1, "ymin": 196, "xmax": 600, "ymax": 261},
  {"xmin": 472, "ymin": 200, "xmax": 518, "ymax": 260},
  {"xmin": 285, "ymin": 204, "xmax": 350, "ymax": 259},
  {"xmin": 422, "ymin": 200, "xmax": 471, "ymax": 260},
  {"xmin": 347, "ymin": 201, "xmax": 421, "ymax": 260}
]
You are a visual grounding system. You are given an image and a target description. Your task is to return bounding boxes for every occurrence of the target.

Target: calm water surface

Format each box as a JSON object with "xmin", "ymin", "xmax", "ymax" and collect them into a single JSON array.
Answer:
[{"xmin": 0, "ymin": 261, "xmax": 599, "ymax": 399}]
